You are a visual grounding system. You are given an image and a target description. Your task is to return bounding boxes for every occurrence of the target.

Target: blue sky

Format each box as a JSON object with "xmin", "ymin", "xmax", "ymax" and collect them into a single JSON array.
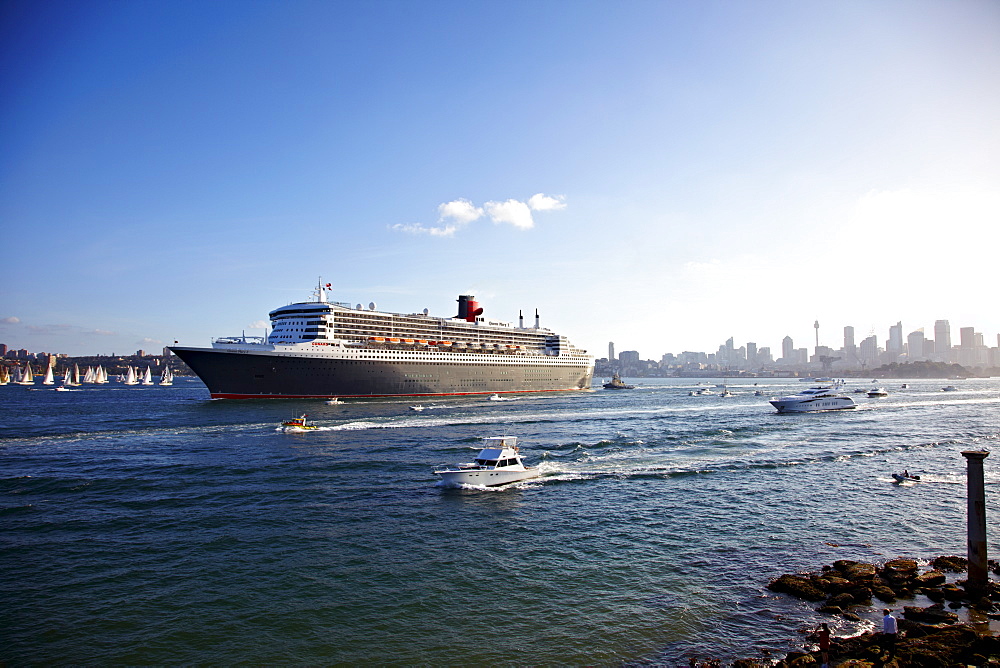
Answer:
[{"xmin": 2, "ymin": 0, "xmax": 998, "ymax": 359}]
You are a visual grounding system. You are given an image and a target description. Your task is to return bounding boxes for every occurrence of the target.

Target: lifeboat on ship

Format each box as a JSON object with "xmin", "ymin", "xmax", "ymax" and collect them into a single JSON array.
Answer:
[
  {"xmin": 369, "ymin": 336, "xmax": 386, "ymax": 343},
  {"xmin": 388, "ymin": 337, "xmax": 401, "ymax": 343}
]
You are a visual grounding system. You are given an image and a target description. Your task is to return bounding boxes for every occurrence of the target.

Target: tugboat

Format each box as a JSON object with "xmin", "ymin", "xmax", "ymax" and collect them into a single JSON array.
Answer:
[
  {"xmin": 280, "ymin": 414, "xmax": 319, "ymax": 431},
  {"xmin": 603, "ymin": 372, "xmax": 635, "ymax": 390},
  {"xmin": 434, "ymin": 436, "xmax": 541, "ymax": 487}
]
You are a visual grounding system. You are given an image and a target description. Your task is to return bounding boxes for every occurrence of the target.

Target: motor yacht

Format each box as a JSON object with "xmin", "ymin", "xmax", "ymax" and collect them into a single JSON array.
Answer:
[
  {"xmin": 769, "ymin": 386, "xmax": 857, "ymax": 413},
  {"xmin": 867, "ymin": 387, "xmax": 888, "ymax": 397},
  {"xmin": 434, "ymin": 436, "xmax": 541, "ymax": 487}
]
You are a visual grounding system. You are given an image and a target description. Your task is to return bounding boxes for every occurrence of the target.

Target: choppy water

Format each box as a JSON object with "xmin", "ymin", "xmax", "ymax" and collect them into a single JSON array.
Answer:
[{"xmin": 2, "ymin": 377, "xmax": 998, "ymax": 664}]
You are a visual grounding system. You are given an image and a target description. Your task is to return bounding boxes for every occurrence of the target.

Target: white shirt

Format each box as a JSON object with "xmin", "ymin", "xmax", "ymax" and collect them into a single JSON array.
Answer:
[{"xmin": 883, "ymin": 614, "xmax": 898, "ymax": 634}]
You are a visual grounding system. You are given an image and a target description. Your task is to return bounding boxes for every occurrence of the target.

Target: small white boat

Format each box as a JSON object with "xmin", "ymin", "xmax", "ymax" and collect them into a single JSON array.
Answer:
[
  {"xmin": 488, "ymin": 393, "xmax": 516, "ymax": 401},
  {"xmin": 891, "ymin": 472, "xmax": 921, "ymax": 483},
  {"xmin": 410, "ymin": 405, "xmax": 425, "ymax": 411},
  {"xmin": 325, "ymin": 398, "xmax": 343, "ymax": 405},
  {"xmin": 769, "ymin": 386, "xmax": 857, "ymax": 413},
  {"xmin": 867, "ymin": 387, "xmax": 888, "ymax": 397},
  {"xmin": 719, "ymin": 386, "xmax": 734, "ymax": 397},
  {"xmin": 434, "ymin": 436, "xmax": 541, "ymax": 487},
  {"xmin": 941, "ymin": 385, "xmax": 958, "ymax": 392}
]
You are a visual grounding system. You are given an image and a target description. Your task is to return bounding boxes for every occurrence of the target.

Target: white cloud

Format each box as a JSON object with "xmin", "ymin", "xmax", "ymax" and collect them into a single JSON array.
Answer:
[
  {"xmin": 484, "ymin": 199, "xmax": 535, "ymax": 229},
  {"xmin": 139, "ymin": 337, "xmax": 162, "ymax": 345},
  {"xmin": 390, "ymin": 222, "xmax": 461, "ymax": 237},
  {"xmin": 392, "ymin": 193, "xmax": 566, "ymax": 236},
  {"xmin": 2, "ymin": 316, "xmax": 20, "ymax": 324},
  {"xmin": 527, "ymin": 193, "xmax": 566, "ymax": 211},
  {"xmin": 438, "ymin": 198, "xmax": 483, "ymax": 224}
]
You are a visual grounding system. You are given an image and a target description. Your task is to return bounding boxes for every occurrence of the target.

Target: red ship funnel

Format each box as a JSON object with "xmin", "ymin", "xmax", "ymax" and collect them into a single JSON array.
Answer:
[{"xmin": 466, "ymin": 301, "xmax": 481, "ymax": 322}]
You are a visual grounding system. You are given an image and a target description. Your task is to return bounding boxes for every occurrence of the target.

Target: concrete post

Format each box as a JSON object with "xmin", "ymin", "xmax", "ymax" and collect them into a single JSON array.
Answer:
[{"xmin": 962, "ymin": 450, "xmax": 989, "ymax": 597}]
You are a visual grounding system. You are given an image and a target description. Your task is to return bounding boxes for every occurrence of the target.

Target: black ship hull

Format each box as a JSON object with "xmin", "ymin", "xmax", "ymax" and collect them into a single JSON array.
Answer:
[{"xmin": 171, "ymin": 347, "xmax": 594, "ymax": 399}]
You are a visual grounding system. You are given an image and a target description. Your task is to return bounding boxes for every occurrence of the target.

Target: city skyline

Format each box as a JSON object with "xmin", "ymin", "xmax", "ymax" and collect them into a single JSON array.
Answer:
[
  {"xmin": 5, "ymin": 313, "xmax": 998, "ymax": 370},
  {"xmin": 2, "ymin": 1, "xmax": 998, "ymax": 357}
]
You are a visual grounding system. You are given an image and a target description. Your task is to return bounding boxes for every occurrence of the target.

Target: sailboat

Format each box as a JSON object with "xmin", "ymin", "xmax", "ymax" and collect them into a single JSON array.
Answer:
[
  {"xmin": 95, "ymin": 365, "xmax": 108, "ymax": 384},
  {"xmin": 0, "ymin": 366, "xmax": 9, "ymax": 385},
  {"xmin": 42, "ymin": 363, "xmax": 56, "ymax": 385},
  {"xmin": 83, "ymin": 366, "xmax": 96, "ymax": 383},
  {"xmin": 141, "ymin": 366, "xmax": 154, "ymax": 385},
  {"xmin": 70, "ymin": 363, "xmax": 82, "ymax": 386},
  {"xmin": 123, "ymin": 365, "xmax": 139, "ymax": 385},
  {"xmin": 17, "ymin": 363, "xmax": 35, "ymax": 385},
  {"xmin": 57, "ymin": 367, "xmax": 74, "ymax": 391},
  {"xmin": 159, "ymin": 366, "xmax": 174, "ymax": 386}
]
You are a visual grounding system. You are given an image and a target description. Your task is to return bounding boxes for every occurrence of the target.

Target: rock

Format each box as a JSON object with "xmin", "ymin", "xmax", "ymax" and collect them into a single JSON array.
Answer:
[
  {"xmin": 768, "ymin": 574, "xmax": 827, "ymax": 601},
  {"xmin": 836, "ymin": 560, "xmax": 877, "ymax": 581},
  {"xmin": 826, "ymin": 592, "xmax": 855, "ymax": 608},
  {"xmin": 924, "ymin": 587, "xmax": 945, "ymax": 602},
  {"xmin": 940, "ymin": 584, "xmax": 965, "ymax": 601},
  {"xmin": 816, "ymin": 604, "xmax": 843, "ymax": 615},
  {"xmin": 902, "ymin": 604, "xmax": 959, "ymax": 624},
  {"xmin": 931, "ymin": 555, "xmax": 967, "ymax": 572},
  {"xmin": 973, "ymin": 596, "xmax": 994, "ymax": 612},
  {"xmin": 914, "ymin": 570, "xmax": 946, "ymax": 587},
  {"xmin": 817, "ymin": 575, "xmax": 852, "ymax": 594},
  {"xmin": 872, "ymin": 585, "xmax": 896, "ymax": 602},
  {"xmin": 842, "ymin": 611, "xmax": 862, "ymax": 621},
  {"xmin": 882, "ymin": 558, "xmax": 918, "ymax": 575}
]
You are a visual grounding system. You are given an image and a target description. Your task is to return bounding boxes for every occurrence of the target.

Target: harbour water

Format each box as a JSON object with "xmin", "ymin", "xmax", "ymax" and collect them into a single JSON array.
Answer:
[{"xmin": 2, "ymin": 377, "xmax": 998, "ymax": 664}]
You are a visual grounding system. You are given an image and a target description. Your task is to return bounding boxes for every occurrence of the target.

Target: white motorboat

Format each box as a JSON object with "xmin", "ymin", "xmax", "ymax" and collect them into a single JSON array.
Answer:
[
  {"xmin": 867, "ymin": 387, "xmax": 888, "ymax": 397},
  {"xmin": 769, "ymin": 386, "xmax": 857, "ymax": 413},
  {"xmin": 325, "ymin": 397, "xmax": 343, "ymax": 405},
  {"xmin": 434, "ymin": 436, "xmax": 541, "ymax": 487}
]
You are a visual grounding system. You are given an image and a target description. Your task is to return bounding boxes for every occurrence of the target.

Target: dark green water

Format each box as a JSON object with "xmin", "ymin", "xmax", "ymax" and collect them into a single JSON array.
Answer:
[{"xmin": 2, "ymin": 377, "xmax": 998, "ymax": 664}]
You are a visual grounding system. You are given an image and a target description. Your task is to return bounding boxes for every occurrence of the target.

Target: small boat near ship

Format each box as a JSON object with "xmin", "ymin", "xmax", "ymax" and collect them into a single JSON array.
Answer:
[
  {"xmin": 280, "ymin": 414, "xmax": 319, "ymax": 431},
  {"xmin": 867, "ymin": 387, "xmax": 888, "ymax": 397},
  {"xmin": 941, "ymin": 385, "xmax": 958, "ymax": 392},
  {"xmin": 325, "ymin": 398, "xmax": 343, "ymax": 405},
  {"xmin": 891, "ymin": 472, "xmax": 921, "ymax": 483},
  {"xmin": 769, "ymin": 385, "xmax": 857, "ymax": 413},
  {"xmin": 434, "ymin": 436, "xmax": 541, "ymax": 487},
  {"xmin": 603, "ymin": 372, "xmax": 635, "ymax": 390}
]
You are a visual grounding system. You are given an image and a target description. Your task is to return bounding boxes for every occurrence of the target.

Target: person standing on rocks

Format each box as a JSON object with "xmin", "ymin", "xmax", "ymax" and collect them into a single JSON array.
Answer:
[
  {"xmin": 815, "ymin": 622, "xmax": 831, "ymax": 667},
  {"xmin": 882, "ymin": 609, "xmax": 898, "ymax": 656}
]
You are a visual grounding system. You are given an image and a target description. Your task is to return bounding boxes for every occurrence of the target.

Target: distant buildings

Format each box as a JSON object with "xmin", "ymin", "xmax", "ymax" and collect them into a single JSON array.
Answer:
[
  {"xmin": 595, "ymin": 314, "xmax": 1000, "ymax": 378},
  {"xmin": 935, "ymin": 320, "xmax": 952, "ymax": 354}
]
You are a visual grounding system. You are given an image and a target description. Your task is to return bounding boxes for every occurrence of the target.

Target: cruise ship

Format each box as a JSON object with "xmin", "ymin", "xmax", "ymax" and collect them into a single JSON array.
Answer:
[{"xmin": 170, "ymin": 281, "xmax": 594, "ymax": 399}]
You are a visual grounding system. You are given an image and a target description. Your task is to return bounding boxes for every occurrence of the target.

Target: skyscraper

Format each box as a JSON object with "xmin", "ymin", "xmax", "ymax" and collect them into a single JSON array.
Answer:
[
  {"xmin": 782, "ymin": 336, "xmax": 794, "ymax": 361},
  {"xmin": 608, "ymin": 342, "xmax": 615, "ymax": 362},
  {"xmin": 960, "ymin": 327, "xmax": 975, "ymax": 348},
  {"xmin": 888, "ymin": 322, "xmax": 903, "ymax": 354},
  {"xmin": 934, "ymin": 320, "xmax": 951, "ymax": 353},
  {"xmin": 907, "ymin": 329, "xmax": 925, "ymax": 361},
  {"xmin": 843, "ymin": 326, "xmax": 855, "ymax": 351}
]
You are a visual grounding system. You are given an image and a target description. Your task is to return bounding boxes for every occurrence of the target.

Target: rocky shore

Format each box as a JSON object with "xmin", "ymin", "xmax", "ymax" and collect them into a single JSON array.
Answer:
[{"xmin": 734, "ymin": 555, "xmax": 1000, "ymax": 666}]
